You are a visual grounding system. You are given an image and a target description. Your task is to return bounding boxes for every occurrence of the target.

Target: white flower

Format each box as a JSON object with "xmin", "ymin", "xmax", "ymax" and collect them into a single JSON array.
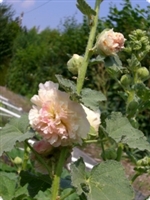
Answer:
[{"xmin": 81, "ymin": 104, "xmax": 101, "ymax": 133}]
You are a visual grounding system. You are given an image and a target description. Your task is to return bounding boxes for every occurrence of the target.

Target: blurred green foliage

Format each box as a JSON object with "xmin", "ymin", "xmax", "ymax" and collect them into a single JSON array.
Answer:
[
  {"xmin": 0, "ymin": 4, "xmax": 21, "ymax": 84},
  {"xmin": 0, "ymin": 0, "xmax": 150, "ymax": 134}
]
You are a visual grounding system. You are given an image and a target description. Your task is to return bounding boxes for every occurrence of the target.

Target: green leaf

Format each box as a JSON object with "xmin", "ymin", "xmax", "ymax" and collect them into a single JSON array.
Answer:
[
  {"xmin": 56, "ymin": 74, "xmax": 76, "ymax": 93},
  {"xmin": 105, "ymin": 112, "xmax": 150, "ymax": 151},
  {"xmin": 7, "ymin": 147, "xmax": 24, "ymax": 160},
  {"xmin": 60, "ymin": 188, "xmax": 80, "ymax": 200},
  {"xmin": 55, "ymin": 74, "xmax": 80, "ymax": 102},
  {"xmin": 70, "ymin": 158, "xmax": 88, "ymax": 195},
  {"xmin": 34, "ymin": 189, "xmax": 51, "ymax": 200},
  {"xmin": 127, "ymin": 54, "xmax": 141, "ymax": 70},
  {"xmin": 0, "ymin": 172, "xmax": 17, "ymax": 200},
  {"xmin": 76, "ymin": 0, "xmax": 96, "ymax": 17},
  {"xmin": 70, "ymin": 158, "xmax": 134, "ymax": 200},
  {"xmin": 0, "ymin": 114, "xmax": 34, "ymax": 156},
  {"xmin": 81, "ymin": 88, "xmax": 106, "ymax": 111},
  {"xmin": 105, "ymin": 55, "xmax": 123, "ymax": 78},
  {"xmin": 14, "ymin": 184, "xmax": 29, "ymax": 199},
  {"xmin": 20, "ymin": 171, "xmax": 52, "ymax": 198},
  {"xmin": 134, "ymin": 83, "xmax": 150, "ymax": 101},
  {"xmin": 89, "ymin": 55, "xmax": 105, "ymax": 66}
]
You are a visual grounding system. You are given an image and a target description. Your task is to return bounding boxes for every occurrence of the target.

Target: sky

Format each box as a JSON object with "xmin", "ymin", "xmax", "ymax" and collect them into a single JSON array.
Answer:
[{"xmin": 1, "ymin": 0, "xmax": 150, "ymax": 30}]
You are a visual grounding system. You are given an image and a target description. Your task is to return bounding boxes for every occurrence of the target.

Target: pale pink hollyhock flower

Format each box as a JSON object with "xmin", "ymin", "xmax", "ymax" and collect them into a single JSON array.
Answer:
[
  {"xmin": 96, "ymin": 29, "xmax": 126, "ymax": 56},
  {"xmin": 81, "ymin": 104, "xmax": 101, "ymax": 133},
  {"xmin": 29, "ymin": 81, "xmax": 90, "ymax": 147}
]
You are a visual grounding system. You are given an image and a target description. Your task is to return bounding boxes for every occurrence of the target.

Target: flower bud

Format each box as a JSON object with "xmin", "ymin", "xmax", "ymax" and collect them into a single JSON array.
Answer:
[
  {"xmin": 95, "ymin": 29, "xmax": 126, "ymax": 56},
  {"xmin": 67, "ymin": 54, "xmax": 84, "ymax": 75},
  {"xmin": 127, "ymin": 100, "xmax": 139, "ymax": 117},
  {"xmin": 101, "ymin": 148, "xmax": 117, "ymax": 160},
  {"xmin": 33, "ymin": 140, "xmax": 53, "ymax": 156},
  {"xmin": 13, "ymin": 156, "xmax": 23, "ymax": 165},
  {"xmin": 120, "ymin": 74, "xmax": 132, "ymax": 87},
  {"xmin": 137, "ymin": 67, "xmax": 149, "ymax": 81}
]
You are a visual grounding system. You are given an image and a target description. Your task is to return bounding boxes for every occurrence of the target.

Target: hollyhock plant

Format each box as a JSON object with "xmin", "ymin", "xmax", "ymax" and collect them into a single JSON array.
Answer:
[
  {"xmin": 1, "ymin": 0, "xmax": 150, "ymax": 199},
  {"xmin": 95, "ymin": 29, "xmax": 126, "ymax": 56},
  {"xmin": 28, "ymin": 81, "xmax": 90, "ymax": 147}
]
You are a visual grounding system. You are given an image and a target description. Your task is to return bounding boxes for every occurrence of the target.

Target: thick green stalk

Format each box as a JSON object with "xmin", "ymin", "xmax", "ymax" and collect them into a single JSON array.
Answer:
[
  {"xmin": 22, "ymin": 141, "xmax": 29, "ymax": 171},
  {"xmin": 116, "ymin": 143, "xmax": 123, "ymax": 161},
  {"xmin": 51, "ymin": 147, "xmax": 68, "ymax": 200},
  {"xmin": 131, "ymin": 172, "xmax": 141, "ymax": 183},
  {"xmin": 76, "ymin": 0, "xmax": 102, "ymax": 94}
]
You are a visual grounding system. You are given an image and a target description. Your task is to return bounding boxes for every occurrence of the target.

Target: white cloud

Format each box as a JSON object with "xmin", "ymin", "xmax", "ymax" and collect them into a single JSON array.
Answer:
[
  {"xmin": 21, "ymin": 0, "xmax": 35, "ymax": 8},
  {"xmin": 146, "ymin": 0, "xmax": 150, "ymax": 3},
  {"xmin": 0, "ymin": 0, "xmax": 3, "ymax": 3}
]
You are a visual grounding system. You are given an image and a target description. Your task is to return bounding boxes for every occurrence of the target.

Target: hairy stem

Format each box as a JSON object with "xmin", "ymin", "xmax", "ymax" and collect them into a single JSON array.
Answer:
[
  {"xmin": 116, "ymin": 143, "xmax": 124, "ymax": 161},
  {"xmin": 76, "ymin": 0, "xmax": 102, "ymax": 94},
  {"xmin": 51, "ymin": 147, "xmax": 68, "ymax": 200},
  {"xmin": 22, "ymin": 141, "xmax": 29, "ymax": 171}
]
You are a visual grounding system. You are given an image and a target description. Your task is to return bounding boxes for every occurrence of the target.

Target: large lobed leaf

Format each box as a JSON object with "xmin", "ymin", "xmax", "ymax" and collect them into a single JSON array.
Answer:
[
  {"xmin": 105, "ymin": 112, "xmax": 150, "ymax": 151},
  {"xmin": 105, "ymin": 55, "xmax": 123, "ymax": 78},
  {"xmin": 56, "ymin": 74, "xmax": 76, "ymax": 94},
  {"xmin": 0, "ymin": 114, "xmax": 34, "ymax": 156},
  {"xmin": 70, "ymin": 158, "xmax": 134, "ymax": 200},
  {"xmin": 81, "ymin": 88, "xmax": 106, "ymax": 111},
  {"xmin": 0, "ymin": 172, "xmax": 17, "ymax": 200},
  {"xmin": 0, "ymin": 172, "xmax": 30, "ymax": 200}
]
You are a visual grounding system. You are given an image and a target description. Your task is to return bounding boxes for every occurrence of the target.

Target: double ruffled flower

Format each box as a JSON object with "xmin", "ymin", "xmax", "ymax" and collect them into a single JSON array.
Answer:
[
  {"xmin": 29, "ymin": 81, "xmax": 90, "ymax": 147},
  {"xmin": 96, "ymin": 29, "xmax": 126, "ymax": 56}
]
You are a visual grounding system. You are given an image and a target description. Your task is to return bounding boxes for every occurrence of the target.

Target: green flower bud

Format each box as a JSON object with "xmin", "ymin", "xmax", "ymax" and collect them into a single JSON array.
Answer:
[
  {"xmin": 120, "ymin": 74, "xmax": 132, "ymax": 87},
  {"xmin": 137, "ymin": 67, "xmax": 149, "ymax": 81},
  {"xmin": 67, "ymin": 54, "xmax": 84, "ymax": 75},
  {"xmin": 13, "ymin": 156, "xmax": 23, "ymax": 165},
  {"xmin": 101, "ymin": 148, "xmax": 117, "ymax": 160},
  {"xmin": 127, "ymin": 100, "xmax": 139, "ymax": 117}
]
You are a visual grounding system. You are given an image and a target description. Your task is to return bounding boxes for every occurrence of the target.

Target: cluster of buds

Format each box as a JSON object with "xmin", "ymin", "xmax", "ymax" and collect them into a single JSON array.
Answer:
[
  {"xmin": 134, "ymin": 156, "xmax": 150, "ymax": 174},
  {"xmin": 124, "ymin": 29, "xmax": 150, "ymax": 61}
]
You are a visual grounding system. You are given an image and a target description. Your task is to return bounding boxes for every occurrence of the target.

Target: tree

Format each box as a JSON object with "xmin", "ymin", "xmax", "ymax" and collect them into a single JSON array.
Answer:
[
  {"xmin": 0, "ymin": 3, "xmax": 21, "ymax": 85},
  {"xmin": 6, "ymin": 17, "xmax": 92, "ymax": 97}
]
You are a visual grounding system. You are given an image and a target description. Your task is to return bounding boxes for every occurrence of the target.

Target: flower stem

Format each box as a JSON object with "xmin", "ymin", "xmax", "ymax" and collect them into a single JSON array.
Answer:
[
  {"xmin": 22, "ymin": 141, "xmax": 29, "ymax": 171},
  {"xmin": 51, "ymin": 147, "xmax": 68, "ymax": 200},
  {"xmin": 131, "ymin": 172, "xmax": 141, "ymax": 183},
  {"xmin": 76, "ymin": 0, "xmax": 102, "ymax": 94},
  {"xmin": 116, "ymin": 143, "xmax": 123, "ymax": 161}
]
